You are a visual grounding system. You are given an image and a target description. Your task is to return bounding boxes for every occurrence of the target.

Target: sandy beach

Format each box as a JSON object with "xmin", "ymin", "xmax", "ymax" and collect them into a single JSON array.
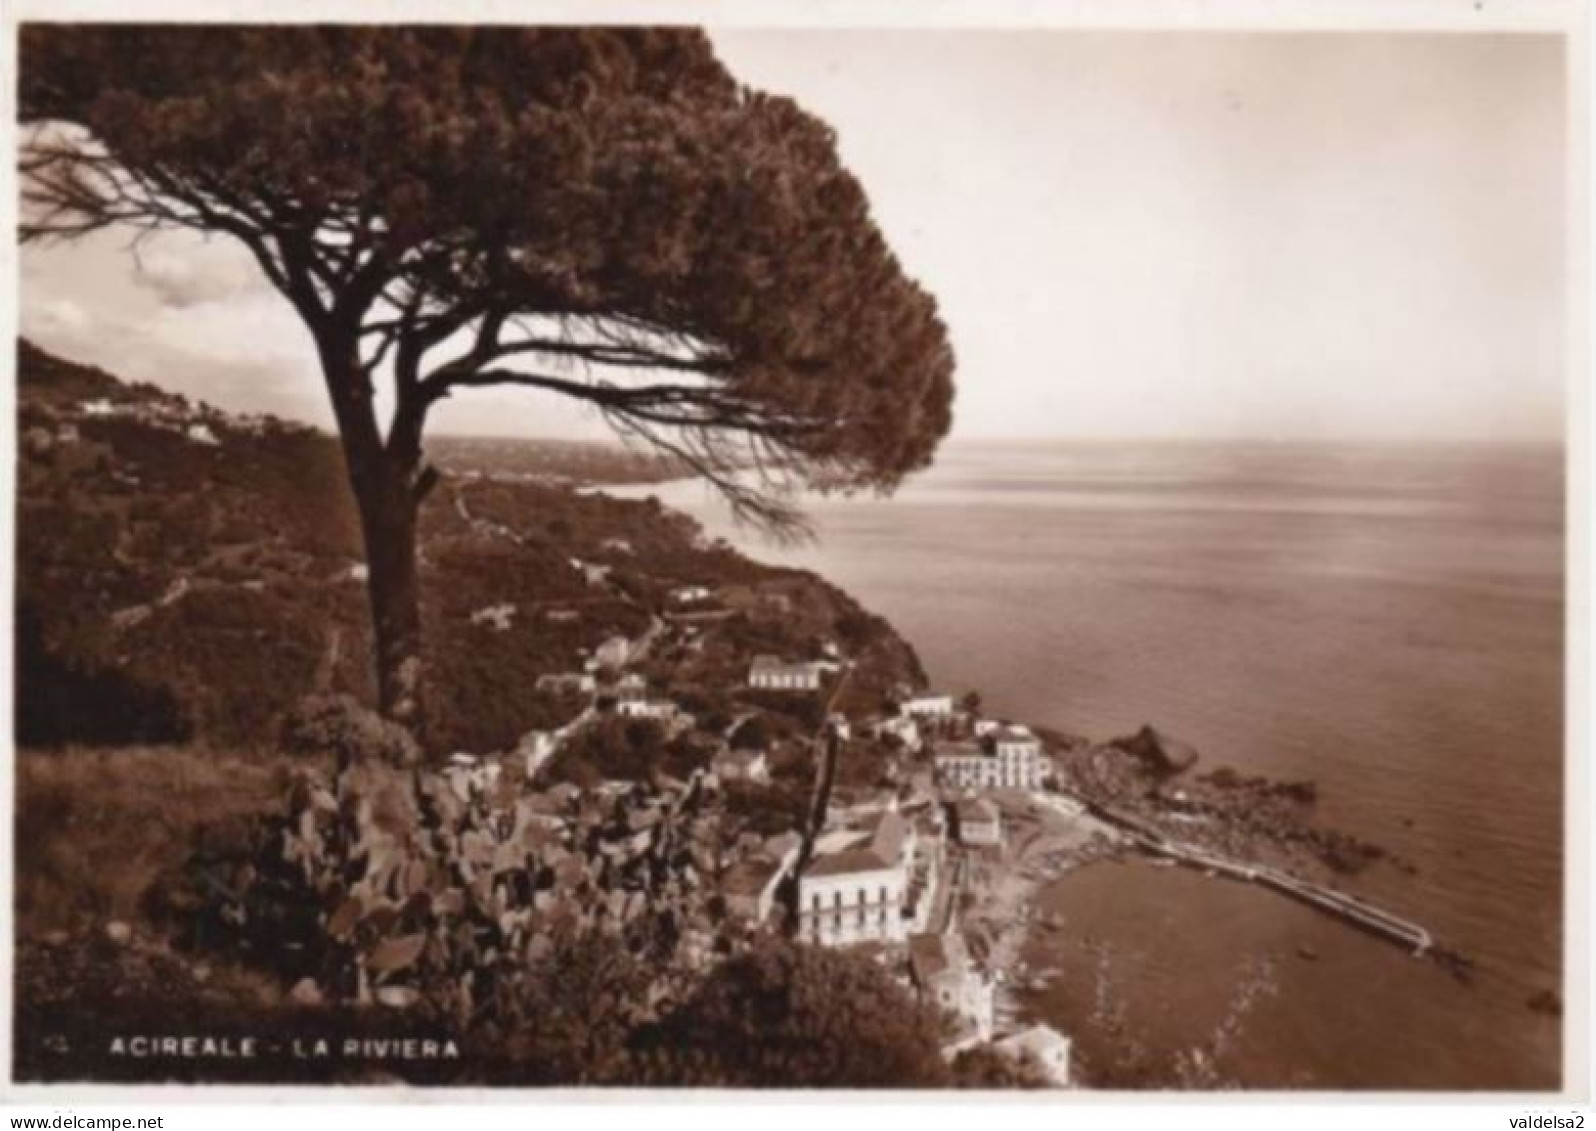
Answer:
[{"xmin": 954, "ymin": 794, "xmax": 1127, "ymax": 1030}]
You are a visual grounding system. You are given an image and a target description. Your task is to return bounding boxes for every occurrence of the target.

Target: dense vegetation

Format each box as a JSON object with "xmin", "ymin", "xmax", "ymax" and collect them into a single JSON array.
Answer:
[{"xmin": 16, "ymin": 341, "xmax": 925, "ymax": 758}]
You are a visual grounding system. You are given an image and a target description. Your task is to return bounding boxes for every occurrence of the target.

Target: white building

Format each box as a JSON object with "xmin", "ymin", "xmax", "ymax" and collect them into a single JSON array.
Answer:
[
  {"xmin": 616, "ymin": 698, "xmax": 681, "ymax": 723},
  {"xmin": 748, "ymin": 655, "xmax": 824, "ymax": 692},
  {"xmin": 993, "ymin": 724, "xmax": 1042, "ymax": 763},
  {"xmin": 934, "ymin": 735, "xmax": 1044, "ymax": 791},
  {"xmin": 901, "ymin": 695, "xmax": 955, "ymax": 719},
  {"xmin": 992, "ymin": 1025, "xmax": 1073, "ymax": 1087},
  {"xmin": 907, "ymin": 931, "xmax": 996, "ymax": 1044},
  {"xmin": 954, "ymin": 798, "xmax": 1002, "ymax": 846},
  {"xmin": 798, "ymin": 810, "xmax": 921, "ymax": 947},
  {"xmin": 873, "ymin": 715, "xmax": 923, "ymax": 753},
  {"xmin": 669, "ymin": 584, "xmax": 713, "ymax": 605}
]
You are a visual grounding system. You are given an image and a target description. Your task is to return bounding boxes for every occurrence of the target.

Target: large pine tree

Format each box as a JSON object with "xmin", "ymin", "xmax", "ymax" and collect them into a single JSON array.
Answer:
[{"xmin": 19, "ymin": 26, "xmax": 955, "ymax": 744}]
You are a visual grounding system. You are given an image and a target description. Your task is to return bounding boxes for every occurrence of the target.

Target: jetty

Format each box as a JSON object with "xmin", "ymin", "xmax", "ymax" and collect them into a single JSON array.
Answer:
[{"xmin": 1080, "ymin": 799, "xmax": 1437, "ymax": 958}]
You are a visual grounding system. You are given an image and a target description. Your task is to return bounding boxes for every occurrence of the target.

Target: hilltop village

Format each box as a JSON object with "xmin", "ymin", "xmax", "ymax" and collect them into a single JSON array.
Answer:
[
  {"xmin": 439, "ymin": 634, "xmax": 1079, "ymax": 1083},
  {"xmin": 16, "ymin": 340, "xmax": 1399, "ymax": 1087}
]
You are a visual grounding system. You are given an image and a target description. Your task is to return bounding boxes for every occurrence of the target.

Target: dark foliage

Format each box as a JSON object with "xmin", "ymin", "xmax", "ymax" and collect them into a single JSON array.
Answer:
[
  {"xmin": 639, "ymin": 937, "xmax": 950, "ymax": 1087},
  {"xmin": 280, "ymin": 693, "xmax": 422, "ymax": 768},
  {"xmin": 949, "ymin": 1044, "xmax": 1051, "ymax": 1089},
  {"xmin": 545, "ymin": 715, "xmax": 686, "ymax": 784},
  {"xmin": 15, "ymin": 601, "xmax": 191, "ymax": 747},
  {"xmin": 15, "ymin": 343, "xmax": 926, "ymax": 767},
  {"xmin": 718, "ymin": 779, "xmax": 810, "ymax": 837}
]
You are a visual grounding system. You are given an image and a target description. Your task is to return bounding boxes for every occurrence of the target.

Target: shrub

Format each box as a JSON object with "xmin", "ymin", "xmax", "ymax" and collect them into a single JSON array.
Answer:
[{"xmin": 279, "ymin": 694, "xmax": 420, "ymax": 768}]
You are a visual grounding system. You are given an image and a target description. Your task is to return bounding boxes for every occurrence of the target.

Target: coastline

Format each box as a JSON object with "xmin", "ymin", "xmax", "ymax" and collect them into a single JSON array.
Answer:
[
  {"xmin": 602, "ymin": 469, "xmax": 1562, "ymax": 1089},
  {"xmin": 955, "ymin": 796, "xmax": 1129, "ymax": 1032}
]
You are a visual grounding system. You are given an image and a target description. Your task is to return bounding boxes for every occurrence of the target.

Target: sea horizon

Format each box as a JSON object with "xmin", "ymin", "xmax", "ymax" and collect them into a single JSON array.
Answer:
[{"xmin": 618, "ymin": 439, "xmax": 1565, "ymax": 1088}]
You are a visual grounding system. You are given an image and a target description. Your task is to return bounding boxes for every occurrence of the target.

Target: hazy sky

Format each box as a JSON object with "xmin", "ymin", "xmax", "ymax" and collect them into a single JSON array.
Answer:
[{"xmin": 19, "ymin": 30, "xmax": 1567, "ymax": 442}]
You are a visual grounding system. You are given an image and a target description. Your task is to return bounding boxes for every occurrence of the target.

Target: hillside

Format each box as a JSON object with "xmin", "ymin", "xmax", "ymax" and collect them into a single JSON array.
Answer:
[{"xmin": 15, "ymin": 339, "xmax": 927, "ymax": 757}]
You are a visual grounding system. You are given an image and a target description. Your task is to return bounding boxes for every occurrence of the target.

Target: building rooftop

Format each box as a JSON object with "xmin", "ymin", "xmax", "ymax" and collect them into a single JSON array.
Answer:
[
  {"xmin": 805, "ymin": 809, "xmax": 909, "ymax": 880},
  {"xmin": 906, "ymin": 933, "xmax": 952, "ymax": 983},
  {"xmin": 752, "ymin": 654, "xmax": 823, "ymax": 675},
  {"xmin": 805, "ymin": 848, "xmax": 900, "ymax": 879},
  {"xmin": 867, "ymin": 809, "xmax": 907, "ymax": 862},
  {"xmin": 955, "ymin": 799, "xmax": 1000, "ymax": 822},
  {"xmin": 721, "ymin": 856, "xmax": 785, "ymax": 897},
  {"xmin": 934, "ymin": 740, "xmax": 992, "ymax": 760},
  {"xmin": 994, "ymin": 1024, "xmax": 1072, "ymax": 1060},
  {"xmin": 994, "ymin": 725, "xmax": 1038, "ymax": 743},
  {"xmin": 765, "ymin": 831, "xmax": 803, "ymax": 860}
]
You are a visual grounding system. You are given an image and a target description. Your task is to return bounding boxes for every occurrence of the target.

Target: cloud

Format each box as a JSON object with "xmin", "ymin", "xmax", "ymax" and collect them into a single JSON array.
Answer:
[
  {"xmin": 143, "ymin": 286, "xmax": 314, "ymax": 367},
  {"xmin": 132, "ymin": 243, "xmax": 262, "ymax": 310},
  {"xmin": 23, "ymin": 295, "xmax": 91, "ymax": 336}
]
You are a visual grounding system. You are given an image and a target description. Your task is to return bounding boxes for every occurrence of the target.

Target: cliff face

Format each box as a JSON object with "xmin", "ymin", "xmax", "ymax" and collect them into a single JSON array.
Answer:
[{"xmin": 15, "ymin": 340, "xmax": 925, "ymax": 756}]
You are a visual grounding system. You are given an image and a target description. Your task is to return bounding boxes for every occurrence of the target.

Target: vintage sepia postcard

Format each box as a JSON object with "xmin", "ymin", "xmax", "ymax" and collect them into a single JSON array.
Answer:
[{"xmin": 3, "ymin": 0, "xmax": 1587, "ymax": 1105}]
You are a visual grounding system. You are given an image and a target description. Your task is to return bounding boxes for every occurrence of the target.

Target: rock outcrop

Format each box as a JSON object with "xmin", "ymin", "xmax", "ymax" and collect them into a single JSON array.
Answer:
[{"xmin": 1111, "ymin": 725, "xmax": 1200, "ymax": 775}]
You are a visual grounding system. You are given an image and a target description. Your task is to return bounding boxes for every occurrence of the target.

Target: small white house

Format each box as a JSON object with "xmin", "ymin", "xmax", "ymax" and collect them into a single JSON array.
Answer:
[
  {"xmin": 537, "ymin": 671, "xmax": 598, "ymax": 695},
  {"xmin": 748, "ymin": 655, "xmax": 824, "ymax": 692},
  {"xmin": 954, "ymin": 798, "xmax": 1002, "ymax": 847},
  {"xmin": 712, "ymin": 748, "xmax": 770, "ymax": 784},
  {"xmin": 616, "ymin": 698, "xmax": 680, "ymax": 723},
  {"xmin": 517, "ymin": 730, "xmax": 559, "ymax": 776},
  {"xmin": 611, "ymin": 672, "xmax": 647, "ymax": 701},
  {"xmin": 907, "ymin": 931, "xmax": 996, "ymax": 1044},
  {"xmin": 670, "ymin": 585, "xmax": 713, "ymax": 605},
  {"xmin": 992, "ymin": 1024, "xmax": 1072, "ymax": 1087},
  {"xmin": 901, "ymin": 695, "xmax": 955, "ymax": 719},
  {"xmin": 873, "ymin": 715, "xmax": 923, "ymax": 752},
  {"xmin": 570, "ymin": 558, "xmax": 612, "ymax": 587},
  {"xmin": 720, "ymin": 855, "xmax": 792, "ymax": 924},
  {"xmin": 593, "ymin": 635, "xmax": 631, "ymax": 669},
  {"xmin": 469, "ymin": 603, "xmax": 516, "ymax": 631}
]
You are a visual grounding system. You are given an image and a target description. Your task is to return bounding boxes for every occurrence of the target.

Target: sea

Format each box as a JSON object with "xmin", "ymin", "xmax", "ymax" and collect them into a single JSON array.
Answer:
[{"xmin": 611, "ymin": 440, "xmax": 1566, "ymax": 1090}]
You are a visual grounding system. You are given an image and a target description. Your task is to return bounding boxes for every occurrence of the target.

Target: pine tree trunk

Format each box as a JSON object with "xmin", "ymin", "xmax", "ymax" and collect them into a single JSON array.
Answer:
[
  {"xmin": 358, "ymin": 473, "xmax": 425, "ymax": 736},
  {"xmin": 317, "ymin": 332, "xmax": 429, "ymax": 745}
]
